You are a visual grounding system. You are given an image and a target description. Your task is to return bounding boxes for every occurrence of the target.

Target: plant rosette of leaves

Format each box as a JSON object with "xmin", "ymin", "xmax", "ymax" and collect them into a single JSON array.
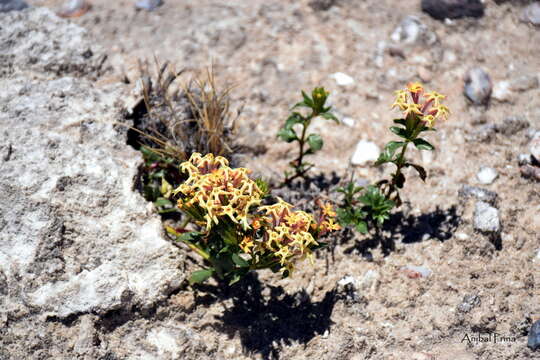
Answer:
[
  {"xmin": 337, "ymin": 82, "xmax": 449, "ymax": 235},
  {"xmin": 169, "ymin": 153, "xmax": 341, "ymax": 285},
  {"xmin": 278, "ymin": 87, "xmax": 338, "ymax": 185}
]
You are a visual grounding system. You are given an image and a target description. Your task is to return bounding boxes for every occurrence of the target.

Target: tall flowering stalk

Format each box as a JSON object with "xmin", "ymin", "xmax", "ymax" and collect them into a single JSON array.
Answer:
[
  {"xmin": 170, "ymin": 153, "xmax": 340, "ymax": 285},
  {"xmin": 377, "ymin": 82, "xmax": 449, "ymax": 205},
  {"xmin": 337, "ymin": 83, "xmax": 449, "ymax": 236}
]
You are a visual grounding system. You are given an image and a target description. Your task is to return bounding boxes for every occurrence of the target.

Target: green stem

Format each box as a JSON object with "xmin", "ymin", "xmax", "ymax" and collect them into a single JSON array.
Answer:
[
  {"xmin": 296, "ymin": 116, "xmax": 311, "ymax": 173},
  {"xmin": 180, "ymin": 238, "xmax": 211, "ymax": 260}
]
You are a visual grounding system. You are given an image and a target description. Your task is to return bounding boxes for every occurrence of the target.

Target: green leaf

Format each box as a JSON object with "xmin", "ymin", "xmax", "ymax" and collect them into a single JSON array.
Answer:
[
  {"xmin": 355, "ymin": 221, "xmax": 368, "ymax": 234},
  {"xmin": 320, "ymin": 112, "xmax": 339, "ymax": 123},
  {"xmin": 336, "ymin": 207, "xmax": 354, "ymax": 225},
  {"xmin": 229, "ymin": 273, "xmax": 243, "ymax": 285},
  {"xmin": 160, "ymin": 178, "xmax": 173, "ymax": 198},
  {"xmin": 255, "ymin": 178, "xmax": 270, "ymax": 195},
  {"xmin": 293, "ymin": 101, "xmax": 311, "ymax": 109},
  {"xmin": 406, "ymin": 163, "xmax": 427, "ymax": 181},
  {"xmin": 412, "ymin": 138, "xmax": 434, "ymax": 151},
  {"xmin": 284, "ymin": 113, "xmax": 304, "ymax": 130},
  {"xmin": 189, "ymin": 269, "xmax": 214, "ymax": 285},
  {"xmin": 232, "ymin": 253, "xmax": 249, "ymax": 267},
  {"xmin": 177, "ymin": 231, "xmax": 203, "ymax": 243},
  {"xmin": 390, "ymin": 126, "xmax": 408, "ymax": 139},
  {"xmin": 385, "ymin": 141, "xmax": 405, "ymax": 154},
  {"xmin": 307, "ymin": 134, "xmax": 323, "ymax": 152},
  {"xmin": 393, "ymin": 119, "xmax": 407, "ymax": 126},
  {"xmin": 277, "ymin": 128, "xmax": 298, "ymax": 142},
  {"xmin": 375, "ymin": 152, "xmax": 392, "ymax": 166},
  {"xmin": 301, "ymin": 90, "xmax": 314, "ymax": 108},
  {"xmin": 154, "ymin": 197, "xmax": 173, "ymax": 208}
]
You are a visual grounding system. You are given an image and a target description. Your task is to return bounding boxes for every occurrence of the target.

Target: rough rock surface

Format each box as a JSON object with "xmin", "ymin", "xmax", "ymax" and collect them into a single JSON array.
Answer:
[{"xmin": 0, "ymin": 8, "xmax": 184, "ymax": 359}]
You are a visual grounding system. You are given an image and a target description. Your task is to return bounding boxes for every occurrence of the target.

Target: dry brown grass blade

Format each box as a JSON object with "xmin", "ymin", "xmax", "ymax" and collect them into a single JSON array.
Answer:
[{"xmin": 183, "ymin": 66, "xmax": 235, "ymax": 156}]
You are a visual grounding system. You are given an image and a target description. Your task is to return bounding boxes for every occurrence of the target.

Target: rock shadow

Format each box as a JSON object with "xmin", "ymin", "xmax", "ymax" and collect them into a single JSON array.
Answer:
[{"xmin": 196, "ymin": 274, "xmax": 337, "ymax": 359}]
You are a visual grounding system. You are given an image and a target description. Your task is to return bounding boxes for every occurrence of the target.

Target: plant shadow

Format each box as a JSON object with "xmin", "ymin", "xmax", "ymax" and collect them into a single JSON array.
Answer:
[
  {"xmin": 194, "ymin": 273, "xmax": 337, "ymax": 359},
  {"xmin": 345, "ymin": 205, "xmax": 461, "ymax": 258}
]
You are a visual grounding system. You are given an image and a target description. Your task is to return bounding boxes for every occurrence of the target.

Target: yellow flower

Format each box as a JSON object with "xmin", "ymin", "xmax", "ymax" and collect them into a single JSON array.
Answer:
[
  {"xmin": 403, "ymin": 102, "xmax": 422, "ymax": 116},
  {"xmin": 424, "ymin": 91, "xmax": 445, "ymax": 105},
  {"xmin": 422, "ymin": 114, "xmax": 436, "ymax": 127},
  {"xmin": 321, "ymin": 203, "xmax": 337, "ymax": 217},
  {"xmin": 239, "ymin": 236, "xmax": 254, "ymax": 253},
  {"xmin": 407, "ymin": 82, "xmax": 423, "ymax": 94},
  {"xmin": 391, "ymin": 89, "xmax": 408, "ymax": 110},
  {"xmin": 434, "ymin": 104, "xmax": 450, "ymax": 120}
]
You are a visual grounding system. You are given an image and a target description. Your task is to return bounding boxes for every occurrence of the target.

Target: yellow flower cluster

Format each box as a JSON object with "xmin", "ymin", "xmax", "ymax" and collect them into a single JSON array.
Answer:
[
  {"xmin": 176, "ymin": 153, "xmax": 341, "ymax": 275},
  {"xmin": 316, "ymin": 202, "xmax": 342, "ymax": 235},
  {"xmin": 175, "ymin": 153, "xmax": 263, "ymax": 230},
  {"xmin": 259, "ymin": 199, "xmax": 318, "ymax": 269},
  {"xmin": 392, "ymin": 82, "xmax": 449, "ymax": 127}
]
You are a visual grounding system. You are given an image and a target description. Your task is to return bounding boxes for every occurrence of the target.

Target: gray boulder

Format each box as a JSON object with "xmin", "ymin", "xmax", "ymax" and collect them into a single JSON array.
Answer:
[{"xmin": 0, "ymin": 7, "xmax": 184, "ymax": 358}]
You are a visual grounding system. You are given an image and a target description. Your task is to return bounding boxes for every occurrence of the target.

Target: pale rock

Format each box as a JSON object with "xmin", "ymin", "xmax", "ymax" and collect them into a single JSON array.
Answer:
[
  {"xmin": 476, "ymin": 166, "xmax": 498, "ymax": 185},
  {"xmin": 491, "ymin": 81, "xmax": 514, "ymax": 103},
  {"xmin": 522, "ymin": 2, "xmax": 540, "ymax": 26},
  {"xmin": 330, "ymin": 72, "xmax": 355, "ymax": 86},
  {"xmin": 464, "ymin": 67, "xmax": 492, "ymax": 105},
  {"xmin": 391, "ymin": 16, "xmax": 436, "ymax": 46},
  {"xmin": 342, "ymin": 117, "xmax": 355, "ymax": 127},
  {"xmin": 351, "ymin": 140, "xmax": 380, "ymax": 166},
  {"xmin": 473, "ymin": 201, "xmax": 500, "ymax": 233},
  {"xmin": 0, "ymin": 8, "xmax": 185, "ymax": 358}
]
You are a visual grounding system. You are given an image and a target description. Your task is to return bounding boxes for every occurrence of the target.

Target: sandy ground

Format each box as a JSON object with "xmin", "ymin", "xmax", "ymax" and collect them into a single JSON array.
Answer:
[{"xmin": 27, "ymin": 0, "xmax": 539, "ymax": 358}]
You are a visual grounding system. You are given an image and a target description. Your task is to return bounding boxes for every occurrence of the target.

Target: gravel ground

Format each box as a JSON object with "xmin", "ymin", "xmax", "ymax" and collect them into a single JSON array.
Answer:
[{"xmin": 7, "ymin": 0, "xmax": 540, "ymax": 359}]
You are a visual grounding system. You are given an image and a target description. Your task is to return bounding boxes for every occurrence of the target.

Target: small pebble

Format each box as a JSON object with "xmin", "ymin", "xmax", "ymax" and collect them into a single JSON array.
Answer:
[
  {"xmin": 402, "ymin": 265, "xmax": 432, "ymax": 279},
  {"xmin": 135, "ymin": 0, "xmax": 163, "ymax": 11},
  {"xmin": 342, "ymin": 117, "xmax": 355, "ymax": 127},
  {"xmin": 528, "ymin": 320, "xmax": 540, "ymax": 351},
  {"xmin": 458, "ymin": 185, "xmax": 498, "ymax": 205},
  {"xmin": 522, "ymin": 2, "xmax": 540, "ymax": 26},
  {"xmin": 351, "ymin": 140, "xmax": 380, "ymax": 166},
  {"xmin": 520, "ymin": 165, "xmax": 540, "ymax": 182},
  {"xmin": 473, "ymin": 201, "xmax": 500, "ymax": 233},
  {"xmin": 458, "ymin": 294, "xmax": 481, "ymax": 313},
  {"xmin": 57, "ymin": 0, "xmax": 91, "ymax": 18},
  {"xmin": 330, "ymin": 72, "xmax": 355, "ymax": 86},
  {"xmin": 491, "ymin": 81, "xmax": 514, "ymax": 103},
  {"xmin": 476, "ymin": 166, "xmax": 498, "ymax": 185},
  {"xmin": 518, "ymin": 154, "xmax": 532, "ymax": 166},
  {"xmin": 391, "ymin": 16, "xmax": 436, "ymax": 45},
  {"xmin": 0, "ymin": 0, "xmax": 27, "ymax": 12},
  {"xmin": 338, "ymin": 275, "xmax": 356, "ymax": 287},
  {"xmin": 421, "ymin": 0, "xmax": 484, "ymax": 20},
  {"xmin": 464, "ymin": 67, "xmax": 492, "ymax": 105}
]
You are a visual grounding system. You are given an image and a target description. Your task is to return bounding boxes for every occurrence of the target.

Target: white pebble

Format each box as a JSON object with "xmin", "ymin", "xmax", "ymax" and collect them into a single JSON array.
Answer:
[
  {"xmin": 351, "ymin": 140, "xmax": 380, "ymax": 166},
  {"xmin": 476, "ymin": 166, "xmax": 498, "ymax": 185},
  {"xmin": 330, "ymin": 72, "xmax": 355, "ymax": 86}
]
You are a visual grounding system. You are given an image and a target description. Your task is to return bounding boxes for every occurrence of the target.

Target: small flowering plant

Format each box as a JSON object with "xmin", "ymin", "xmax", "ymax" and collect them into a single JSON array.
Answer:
[
  {"xmin": 337, "ymin": 82, "xmax": 449, "ymax": 234},
  {"xmin": 169, "ymin": 153, "xmax": 340, "ymax": 285},
  {"xmin": 377, "ymin": 82, "xmax": 449, "ymax": 205},
  {"xmin": 278, "ymin": 87, "xmax": 338, "ymax": 185}
]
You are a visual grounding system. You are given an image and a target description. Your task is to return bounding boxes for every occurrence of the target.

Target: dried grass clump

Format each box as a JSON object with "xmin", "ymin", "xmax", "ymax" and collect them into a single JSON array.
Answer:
[{"xmin": 128, "ymin": 59, "xmax": 236, "ymax": 161}]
